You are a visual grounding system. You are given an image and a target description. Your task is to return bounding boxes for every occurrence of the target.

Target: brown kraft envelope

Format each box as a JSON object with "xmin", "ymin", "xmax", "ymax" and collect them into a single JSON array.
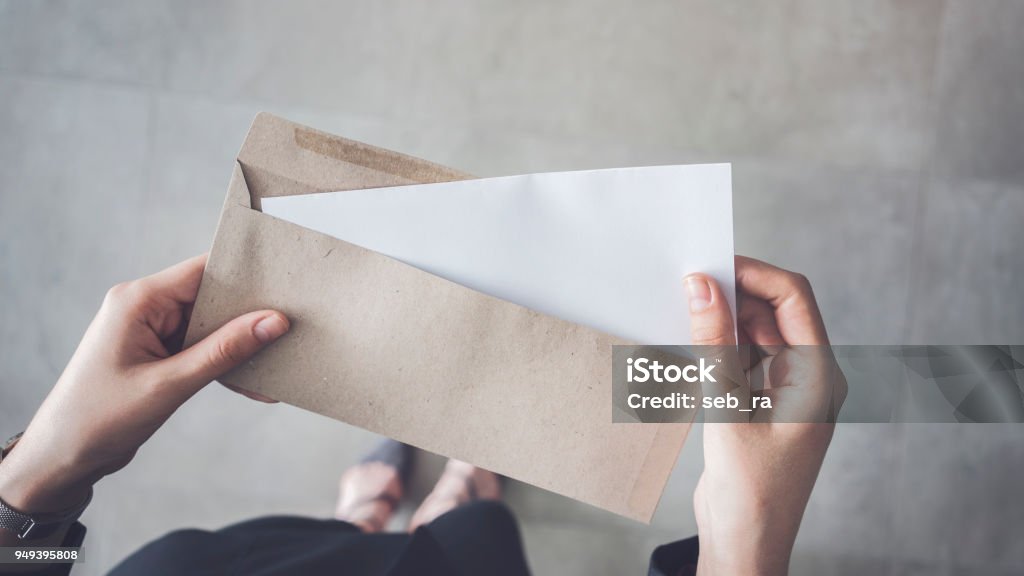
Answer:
[{"xmin": 184, "ymin": 113, "xmax": 690, "ymax": 522}]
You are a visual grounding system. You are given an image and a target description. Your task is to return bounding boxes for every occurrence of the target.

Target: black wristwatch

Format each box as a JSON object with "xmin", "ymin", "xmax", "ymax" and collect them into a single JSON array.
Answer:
[{"xmin": 0, "ymin": 432, "xmax": 92, "ymax": 540}]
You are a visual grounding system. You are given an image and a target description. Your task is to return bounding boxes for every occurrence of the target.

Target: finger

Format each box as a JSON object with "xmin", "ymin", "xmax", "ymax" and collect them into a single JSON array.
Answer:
[
  {"xmin": 737, "ymin": 294, "xmax": 785, "ymax": 348},
  {"xmin": 222, "ymin": 383, "xmax": 280, "ymax": 404},
  {"xmin": 157, "ymin": 310, "xmax": 290, "ymax": 396},
  {"xmin": 734, "ymin": 256, "xmax": 829, "ymax": 345},
  {"xmin": 755, "ymin": 351, "xmax": 847, "ymax": 423},
  {"xmin": 685, "ymin": 274, "xmax": 749, "ymax": 421},
  {"xmin": 684, "ymin": 274, "xmax": 736, "ymax": 347},
  {"xmin": 735, "ymin": 326, "xmax": 761, "ymax": 373},
  {"xmin": 137, "ymin": 254, "xmax": 209, "ymax": 305}
]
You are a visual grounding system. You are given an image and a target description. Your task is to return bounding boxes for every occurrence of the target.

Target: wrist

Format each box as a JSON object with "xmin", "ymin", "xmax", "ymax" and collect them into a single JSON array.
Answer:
[
  {"xmin": 693, "ymin": 475, "xmax": 795, "ymax": 576},
  {"xmin": 0, "ymin": 434, "xmax": 93, "ymax": 516}
]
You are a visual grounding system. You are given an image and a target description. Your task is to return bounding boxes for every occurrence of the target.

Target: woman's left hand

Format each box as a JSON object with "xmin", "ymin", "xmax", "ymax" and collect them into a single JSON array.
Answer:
[{"xmin": 0, "ymin": 254, "xmax": 289, "ymax": 516}]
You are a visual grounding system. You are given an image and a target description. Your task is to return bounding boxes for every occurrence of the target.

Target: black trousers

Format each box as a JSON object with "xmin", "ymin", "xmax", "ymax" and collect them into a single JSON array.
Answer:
[
  {"xmin": 109, "ymin": 501, "xmax": 532, "ymax": 576},
  {"xmin": 109, "ymin": 500, "xmax": 699, "ymax": 576}
]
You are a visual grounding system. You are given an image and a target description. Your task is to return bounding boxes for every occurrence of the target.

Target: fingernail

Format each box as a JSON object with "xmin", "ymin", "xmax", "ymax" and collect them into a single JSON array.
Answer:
[
  {"xmin": 253, "ymin": 313, "xmax": 289, "ymax": 343},
  {"xmin": 685, "ymin": 276, "xmax": 712, "ymax": 312}
]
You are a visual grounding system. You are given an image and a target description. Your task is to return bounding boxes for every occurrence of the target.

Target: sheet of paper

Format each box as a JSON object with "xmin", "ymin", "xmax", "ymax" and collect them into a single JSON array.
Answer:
[{"xmin": 261, "ymin": 164, "xmax": 734, "ymax": 344}]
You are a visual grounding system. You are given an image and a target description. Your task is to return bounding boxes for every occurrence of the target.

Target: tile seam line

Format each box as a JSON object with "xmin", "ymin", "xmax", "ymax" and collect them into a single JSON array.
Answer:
[
  {"xmin": 889, "ymin": 0, "xmax": 953, "ymax": 572},
  {"xmin": 902, "ymin": 0, "xmax": 953, "ymax": 348}
]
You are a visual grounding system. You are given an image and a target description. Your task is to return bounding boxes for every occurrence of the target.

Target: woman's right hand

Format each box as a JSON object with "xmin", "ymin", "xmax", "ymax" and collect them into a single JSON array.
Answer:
[{"xmin": 684, "ymin": 256, "xmax": 847, "ymax": 576}]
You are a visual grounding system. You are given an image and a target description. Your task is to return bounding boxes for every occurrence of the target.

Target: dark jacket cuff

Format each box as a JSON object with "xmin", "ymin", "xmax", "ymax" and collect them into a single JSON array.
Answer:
[{"xmin": 649, "ymin": 535, "xmax": 699, "ymax": 576}]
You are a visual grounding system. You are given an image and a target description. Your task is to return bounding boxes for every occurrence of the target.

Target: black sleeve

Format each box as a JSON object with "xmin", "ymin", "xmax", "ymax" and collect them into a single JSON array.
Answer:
[
  {"xmin": 648, "ymin": 535, "xmax": 699, "ymax": 576},
  {"xmin": 8, "ymin": 522, "xmax": 87, "ymax": 576}
]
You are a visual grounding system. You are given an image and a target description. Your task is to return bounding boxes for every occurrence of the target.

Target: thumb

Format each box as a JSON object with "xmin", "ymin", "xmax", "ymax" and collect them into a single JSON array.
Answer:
[
  {"xmin": 685, "ymin": 274, "xmax": 735, "ymax": 346},
  {"xmin": 685, "ymin": 274, "xmax": 747, "ymax": 421},
  {"xmin": 161, "ymin": 310, "xmax": 290, "ymax": 395}
]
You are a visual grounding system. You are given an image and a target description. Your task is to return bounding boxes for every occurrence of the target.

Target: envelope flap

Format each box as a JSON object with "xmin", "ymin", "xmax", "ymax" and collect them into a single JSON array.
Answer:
[
  {"xmin": 237, "ymin": 113, "xmax": 469, "ymax": 208},
  {"xmin": 224, "ymin": 160, "xmax": 253, "ymax": 209}
]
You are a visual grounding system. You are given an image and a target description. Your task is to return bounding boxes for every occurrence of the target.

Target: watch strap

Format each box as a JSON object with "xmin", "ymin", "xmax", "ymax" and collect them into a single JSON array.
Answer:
[
  {"xmin": 0, "ymin": 496, "xmax": 41, "ymax": 539},
  {"xmin": 0, "ymin": 489, "xmax": 92, "ymax": 540}
]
